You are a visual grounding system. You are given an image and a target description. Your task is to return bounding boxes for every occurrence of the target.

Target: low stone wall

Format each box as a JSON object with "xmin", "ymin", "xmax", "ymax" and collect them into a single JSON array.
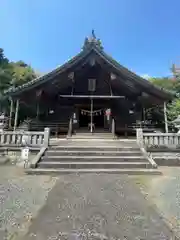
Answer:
[
  {"xmin": 147, "ymin": 148, "xmax": 180, "ymax": 166},
  {"xmin": 0, "ymin": 148, "xmax": 38, "ymax": 167}
]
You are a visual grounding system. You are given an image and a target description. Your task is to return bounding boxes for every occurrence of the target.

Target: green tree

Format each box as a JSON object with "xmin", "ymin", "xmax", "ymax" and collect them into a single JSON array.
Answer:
[
  {"xmin": 0, "ymin": 47, "xmax": 37, "ymax": 113},
  {"xmin": 0, "ymin": 48, "xmax": 9, "ymax": 66},
  {"xmin": 0, "ymin": 48, "xmax": 37, "ymax": 91},
  {"xmin": 11, "ymin": 62, "xmax": 36, "ymax": 87},
  {"xmin": 150, "ymin": 76, "xmax": 180, "ymax": 121},
  {"xmin": 0, "ymin": 48, "xmax": 12, "ymax": 92},
  {"xmin": 167, "ymin": 99, "xmax": 180, "ymax": 120},
  {"xmin": 150, "ymin": 77, "xmax": 177, "ymax": 92}
]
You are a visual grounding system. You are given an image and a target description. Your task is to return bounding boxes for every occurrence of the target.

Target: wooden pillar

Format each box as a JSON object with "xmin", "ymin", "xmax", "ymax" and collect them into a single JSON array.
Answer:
[
  {"xmin": 112, "ymin": 118, "xmax": 115, "ymax": 138},
  {"xmin": 36, "ymin": 102, "xmax": 40, "ymax": 119},
  {"xmin": 164, "ymin": 102, "xmax": 168, "ymax": 133},
  {"xmin": 143, "ymin": 107, "xmax": 146, "ymax": 122},
  {"xmin": 36, "ymin": 90, "xmax": 42, "ymax": 119},
  {"xmin": 9, "ymin": 98, "xmax": 14, "ymax": 128},
  {"xmin": 14, "ymin": 99, "xmax": 19, "ymax": 131},
  {"xmin": 90, "ymin": 98, "xmax": 93, "ymax": 133}
]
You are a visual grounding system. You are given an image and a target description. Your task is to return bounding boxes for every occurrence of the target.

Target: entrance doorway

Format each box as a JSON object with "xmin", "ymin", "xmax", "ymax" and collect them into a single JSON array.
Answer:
[{"xmin": 79, "ymin": 108, "xmax": 104, "ymax": 131}]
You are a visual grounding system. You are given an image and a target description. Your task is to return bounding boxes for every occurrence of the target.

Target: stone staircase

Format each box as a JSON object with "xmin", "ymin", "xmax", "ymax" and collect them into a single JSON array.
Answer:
[{"xmin": 27, "ymin": 133, "xmax": 161, "ymax": 175}]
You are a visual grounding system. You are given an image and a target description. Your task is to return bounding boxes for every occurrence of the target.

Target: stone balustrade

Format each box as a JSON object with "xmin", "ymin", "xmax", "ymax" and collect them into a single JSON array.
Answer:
[
  {"xmin": 0, "ymin": 128, "xmax": 50, "ymax": 148},
  {"xmin": 136, "ymin": 128, "xmax": 180, "ymax": 149}
]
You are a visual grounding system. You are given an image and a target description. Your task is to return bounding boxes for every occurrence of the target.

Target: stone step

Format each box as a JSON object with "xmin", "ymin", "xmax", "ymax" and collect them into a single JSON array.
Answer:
[
  {"xmin": 50, "ymin": 146, "xmax": 140, "ymax": 151},
  {"xmin": 50, "ymin": 139, "xmax": 137, "ymax": 144},
  {"xmin": 45, "ymin": 150, "xmax": 142, "ymax": 157},
  {"xmin": 26, "ymin": 168, "xmax": 162, "ymax": 175},
  {"xmin": 37, "ymin": 161, "xmax": 150, "ymax": 169},
  {"xmin": 68, "ymin": 135, "xmax": 115, "ymax": 139},
  {"xmin": 58, "ymin": 139, "xmax": 137, "ymax": 142},
  {"xmin": 42, "ymin": 155, "xmax": 146, "ymax": 162}
]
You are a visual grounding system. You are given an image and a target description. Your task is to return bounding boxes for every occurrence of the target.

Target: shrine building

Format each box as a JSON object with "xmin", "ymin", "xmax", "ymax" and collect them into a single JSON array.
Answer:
[{"xmin": 5, "ymin": 32, "xmax": 172, "ymax": 137}]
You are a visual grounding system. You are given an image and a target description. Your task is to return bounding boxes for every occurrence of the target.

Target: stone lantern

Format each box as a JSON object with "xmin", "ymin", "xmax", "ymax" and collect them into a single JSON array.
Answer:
[{"xmin": 173, "ymin": 115, "xmax": 180, "ymax": 133}]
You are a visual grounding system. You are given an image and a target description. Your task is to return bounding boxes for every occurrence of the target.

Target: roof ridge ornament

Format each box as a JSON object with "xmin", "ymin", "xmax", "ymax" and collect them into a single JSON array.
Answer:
[{"xmin": 82, "ymin": 30, "xmax": 103, "ymax": 50}]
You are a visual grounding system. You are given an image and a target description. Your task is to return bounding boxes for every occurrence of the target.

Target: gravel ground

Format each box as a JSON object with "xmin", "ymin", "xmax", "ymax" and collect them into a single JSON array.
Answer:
[
  {"xmin": 23, "ymin": 173, "xmax": 172, "ymax": 240},
  {"xmin": 0, "ymin": 166, "xmax": 58, "ymax": 240},
  {"xmin": 0, "ymin": 165, "xmax": 177, "ymax": 240},
  {"xmin": 132, "ymin": 167, "xmax": 180, "ymax": 238}
]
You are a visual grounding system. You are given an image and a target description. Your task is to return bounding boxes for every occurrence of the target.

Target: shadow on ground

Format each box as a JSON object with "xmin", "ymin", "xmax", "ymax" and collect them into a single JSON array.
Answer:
[{"xmin": 23, "ymin": 173, "xmax": 172, "ymax": 240}]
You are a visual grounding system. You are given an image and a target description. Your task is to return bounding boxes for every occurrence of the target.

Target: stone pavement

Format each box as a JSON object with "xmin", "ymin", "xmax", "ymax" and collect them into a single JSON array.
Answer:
[
  {"xmin": 24, "ymin": 173, "xmax": 172, "ymax": 240},
  {"xmin": 0, "ymin": 166, "xmax": 58, "ymax": 240}
]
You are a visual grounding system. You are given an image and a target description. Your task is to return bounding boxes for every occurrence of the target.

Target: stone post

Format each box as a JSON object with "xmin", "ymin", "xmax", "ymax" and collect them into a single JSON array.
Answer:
[
  {"xmin": 136, "ymin": 128, "xmax": 143, "ymax": 147},
  {"xmin": 44, "ymin": 127, "xmax": 50, "ymax": 147},
  {"xmin": 21, "ymin": 147, "xmax": 30, "ymax": 168}
]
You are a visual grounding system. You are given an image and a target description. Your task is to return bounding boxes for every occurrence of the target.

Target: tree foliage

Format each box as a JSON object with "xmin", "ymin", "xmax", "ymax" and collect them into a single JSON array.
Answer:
[
  {"xmin": 10, "ymin": 61, "xmax": 36, "ymax": 87},
  {"xmin": 167, "ymin": 99, "xmax": 180, "ymax": 120},
  {"xmin": 149, "ymin": 76, "xmax": 180, "ymax": 121},
  {"xmin": 0, "ymin": 48, "xmax": 37, "ymax": 112},
  {"xmin": 0, "ymin": 49, "xmax": 36, "ymax": 92}
]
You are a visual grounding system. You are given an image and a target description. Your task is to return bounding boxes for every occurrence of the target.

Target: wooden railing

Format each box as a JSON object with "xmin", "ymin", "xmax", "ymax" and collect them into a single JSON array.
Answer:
[
  {"xmin": 0, "ymin": 128, "xmax": 50, "ymax": 148},
  {"xmin": 136, "ymin": 128, "xmax": 180, "ymax": 148}
]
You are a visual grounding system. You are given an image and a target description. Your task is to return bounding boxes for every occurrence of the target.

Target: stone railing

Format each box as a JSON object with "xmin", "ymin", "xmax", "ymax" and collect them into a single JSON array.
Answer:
[
  {"xmin": 0, "ymin": 128, "xmax": 50, "ymax": 148},
  {"xmin": 136, "ymin": 128, "xmax": 157, "ymax": 168},
  {"xmin": 143, "ymin": 133, "xmax": 180, "ymax": 148},
  {"xmin": 136, "ymin": 128, "xmax": 180, "ymax": 149}
]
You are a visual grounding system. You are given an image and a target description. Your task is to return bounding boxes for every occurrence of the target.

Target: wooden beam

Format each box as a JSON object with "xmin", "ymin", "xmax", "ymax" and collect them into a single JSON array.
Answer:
[{"xmin": 59, "ymin": 95, "xmax": 125, "ymax": 99}]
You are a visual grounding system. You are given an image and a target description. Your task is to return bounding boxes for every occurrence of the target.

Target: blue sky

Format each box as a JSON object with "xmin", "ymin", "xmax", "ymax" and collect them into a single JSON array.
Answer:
[{"xmin": 0, "ymin": 0, "xmax": 180, "ymax": 77}]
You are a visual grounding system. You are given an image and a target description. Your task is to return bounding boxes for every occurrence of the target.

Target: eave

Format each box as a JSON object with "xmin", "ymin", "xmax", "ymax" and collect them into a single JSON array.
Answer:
[
  {"xmin": 92, "ymin": 47, "xmax": 173, "ymax": 101},
  {"xmin": 4, "ymin": 48, "xmax": 91, "ymax": 96}
]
